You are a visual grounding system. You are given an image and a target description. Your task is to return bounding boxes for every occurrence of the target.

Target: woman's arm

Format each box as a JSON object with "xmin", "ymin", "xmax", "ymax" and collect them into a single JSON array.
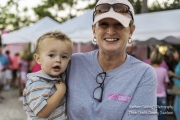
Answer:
[
  {"xmin": 37, "ymin": 82, "xmax": 66, "ymax": 118},
  {"xmin": 122, "ymin": 67, "xmax": 158, "ymax": 120},
  {"xmin": 168, "ymin": 70, "xmax": 180, "ymax": 79}
]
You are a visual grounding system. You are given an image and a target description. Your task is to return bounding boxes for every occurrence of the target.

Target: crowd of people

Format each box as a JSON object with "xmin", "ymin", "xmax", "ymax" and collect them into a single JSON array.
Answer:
[
  {"xmin": 0, "ymin": 47, "xmax": 41, "ymax": 102},
  {"xmin": 144, "ymin": 47, "xmax": 180, "ymax": 120}
]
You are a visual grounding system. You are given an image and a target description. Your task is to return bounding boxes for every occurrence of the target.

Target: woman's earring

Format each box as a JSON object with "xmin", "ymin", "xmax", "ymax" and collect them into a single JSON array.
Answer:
[
  {"xmin": 128, "ymin": 38, "xmax": 132, "ymax": 44},
  {"xmin": 93, "ymin": 37, "xmax": 97, "ymax": 42}
]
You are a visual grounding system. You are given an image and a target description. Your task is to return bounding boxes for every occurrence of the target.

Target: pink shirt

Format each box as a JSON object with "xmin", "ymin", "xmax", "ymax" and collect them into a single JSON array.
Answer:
[
  {"xmin": 154, "ymin": 67, "xmax": 169, "ymax": 97},
  {"xmin": 19, "ymin": 59, "xmax": 29, "ymax": 72},
  {"xmin": 144, "ymin": 59, "xmax": 169, "ymax": 70},
  {"xmin": 12, "ymin": 56, "xmax": 19, "ymax": 69},
  {"xmin": 32, "ymin": 61, "xmax": 41, "ymax": 72}
]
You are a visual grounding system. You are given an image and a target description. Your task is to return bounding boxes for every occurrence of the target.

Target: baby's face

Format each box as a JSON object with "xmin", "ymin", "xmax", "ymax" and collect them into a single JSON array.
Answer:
[{"xmin": 35, "ymin": 38, "xmax": 72, "ymax": 77}]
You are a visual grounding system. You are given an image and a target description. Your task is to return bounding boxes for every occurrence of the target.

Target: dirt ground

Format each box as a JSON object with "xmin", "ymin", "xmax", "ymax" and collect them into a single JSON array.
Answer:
[
  {"xmin": 0, "ymin": 88, "xmax": 177, "ymax": 120},
  {"xmin": 0, "ymin": 88, "xmax": 27, "ymax": 120}
]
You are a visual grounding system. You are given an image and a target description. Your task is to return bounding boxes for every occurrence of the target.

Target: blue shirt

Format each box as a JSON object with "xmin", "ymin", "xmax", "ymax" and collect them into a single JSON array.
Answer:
[
  {"xmin": 173, "ymin": 62, "xmax": 180, "ymax": 87},
  {"xmin": 0, "ymin": 54, "xmax": 9, "ymax": 67}
]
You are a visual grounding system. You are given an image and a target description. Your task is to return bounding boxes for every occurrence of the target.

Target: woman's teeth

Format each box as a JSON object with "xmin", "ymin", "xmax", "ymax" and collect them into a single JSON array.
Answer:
[{"xmin": 105, "ymin": 38, "xmax": 118, "ymax": 42}]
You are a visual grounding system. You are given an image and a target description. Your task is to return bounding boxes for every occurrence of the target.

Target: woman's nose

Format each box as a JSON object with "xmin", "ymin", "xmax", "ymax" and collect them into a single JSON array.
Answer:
[{"xmin": 107, "ymin": 27, "xmax": 116, "ymax": 35}]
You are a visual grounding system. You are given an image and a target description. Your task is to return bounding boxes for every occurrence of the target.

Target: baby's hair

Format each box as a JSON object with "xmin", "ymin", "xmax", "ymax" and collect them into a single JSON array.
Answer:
[{"xmin": 35, "ymin": 30, "xmax": 73, "ymax": 54}]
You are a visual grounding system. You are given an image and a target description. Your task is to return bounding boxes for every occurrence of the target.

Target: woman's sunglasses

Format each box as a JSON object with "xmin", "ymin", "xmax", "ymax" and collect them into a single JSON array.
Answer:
[
  {"xmin": 93, "ymin": 72, "xmax": 106, "ymax": 102},
  {"xmin": 93, "ymin": 3, "xmax": 134, "ymax": 22}
]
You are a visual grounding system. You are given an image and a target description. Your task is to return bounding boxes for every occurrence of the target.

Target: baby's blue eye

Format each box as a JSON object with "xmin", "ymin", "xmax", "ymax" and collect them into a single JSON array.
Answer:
[
  {"xmin": 61, "ymin": 55, "xmax": 68, "ymax": 59},
  {"xmin": 49, "ymin": 54, "xmax": 54, "ymax": 58}
]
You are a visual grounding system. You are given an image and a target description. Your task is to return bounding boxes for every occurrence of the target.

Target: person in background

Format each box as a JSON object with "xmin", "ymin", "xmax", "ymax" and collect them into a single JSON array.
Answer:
[
  {"xmin": 0, "ymin": 62, "xmax": 4, "ymax": 102},
  {"xmin": 164, "ymin": 50, "xmax": 180, "ymax": 108},
  {"xmin": 144, "ymin": 58, "xmax": 169, "ymax": 70},
  {"xmin": 29, "ymin": 59, "xmax": 41, "ymax": 72},
  {"xmin": 11, "ymin": 53, "xmax": 20, "ymax": 88},
  {"xmin": 0, "ymin": 47, "xmax": 9, "ymax": 101},
  {"xmin": 150, "ymin": 49, "xmax": 169, "ymax": 120},
  {"xmin": 18, "ymin": 51, "xmax": 29, "ymax": 101},
  {"xmin": 66, "ymin": 0, "xmax": 157, "ymax": 119},
  {"xmin": 4, "ymin": 50, "xmax": 12, "ymax": 90},
  {"xmin": 172, "ymin": 49, "xmax": 180, "ymax": 120},
  {"xmin": 23, "ymin": 31, "xmax": 72, "ymax": 119}
]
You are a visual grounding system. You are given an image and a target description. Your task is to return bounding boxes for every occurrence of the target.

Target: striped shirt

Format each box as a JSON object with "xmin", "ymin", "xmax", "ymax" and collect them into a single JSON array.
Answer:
[{"xmin": 23, "ymin": 71, "xmax": 67, "ymax": 120}]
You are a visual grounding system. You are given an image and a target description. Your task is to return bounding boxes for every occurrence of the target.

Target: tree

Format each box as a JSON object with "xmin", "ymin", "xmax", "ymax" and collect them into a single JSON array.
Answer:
[
  {"xmin": 129, "ymin": 0, "xmax": 142, "ymax": 14},
  {"xmin": 0, "ymin": 0, "xmax": 32, "ymax": 32},
  {"xmin": 33, "ymin": 0, "xmax": 78, "ymax": 23},
  {"xmin": 149, "ymin": 0, "xmax": 180, "ymax": 12},
  {"xmin": 141, "ymin": 0, "xmax": 148, "ymax": 13}
]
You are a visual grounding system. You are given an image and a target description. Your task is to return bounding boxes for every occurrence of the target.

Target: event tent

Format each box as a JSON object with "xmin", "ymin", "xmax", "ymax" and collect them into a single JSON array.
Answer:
[
  {"xmin": 133, "ymin": 9, "xmax": 180, "ymax": 45},
  {"xmin": 32, "ymin": 9, "xmax": 180, "ymax": 45},
  {"xmin": 32, "ymin": 10, "xmax": 94, "ymax": 43},
  {"xmin": 2, "ymin": 9, "xmax": 180, "ymax": 45},
  {"xmin": 2, "ymin": 16, "xmax": 60, "ymax": 44}
]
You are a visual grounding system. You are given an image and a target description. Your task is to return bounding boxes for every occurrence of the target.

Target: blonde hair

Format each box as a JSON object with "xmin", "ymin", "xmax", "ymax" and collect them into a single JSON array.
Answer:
[
  {"xmin": 150, "ymin": 50, "xmax": 163, "ymax": 65},
  {"xmin": 35, "ymin": 30, "xmax": 73, "ymax": 54}
]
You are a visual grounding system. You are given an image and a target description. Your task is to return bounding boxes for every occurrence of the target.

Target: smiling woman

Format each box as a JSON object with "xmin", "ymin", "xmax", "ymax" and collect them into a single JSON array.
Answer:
[{"xmin": 66, "ymin": 0, "xmax": 158, "ymax": 120}]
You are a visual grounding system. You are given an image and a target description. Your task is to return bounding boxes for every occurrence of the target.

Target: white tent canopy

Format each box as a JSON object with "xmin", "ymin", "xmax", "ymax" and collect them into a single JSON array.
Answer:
[
  {"xmin": 133, "ymin": 9, "xmax": 180, "ymax": 45},
  {"xmin": 34, "ymin": 9, "xmax": 180, "ymax": 45},
  {"xmin": 2, "ymin": 9, "xmax": 180, "ymax": 45},
  {"xmin": 32, "ymin": 10, "xmax": 94, "ymax": 43},
  {"xmin": 2, "ymin": 16, "xmax": 60, "ymax": 44}
]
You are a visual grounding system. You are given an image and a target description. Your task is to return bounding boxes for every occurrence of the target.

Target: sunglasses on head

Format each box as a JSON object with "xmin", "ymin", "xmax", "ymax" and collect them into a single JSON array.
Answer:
[
  {"xmin": 93, "ymin": 3, "xmax": 134, "ymax": 22},
  {"xmin": 93, "ymin": 72, "xmax": 106, "ymax": 102}
]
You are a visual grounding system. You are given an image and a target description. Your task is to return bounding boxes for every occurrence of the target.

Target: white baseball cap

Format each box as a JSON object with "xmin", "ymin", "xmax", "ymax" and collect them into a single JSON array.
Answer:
[{"xmin": 93, "ymin": 0, "xmax": 135, "ymax": 27}]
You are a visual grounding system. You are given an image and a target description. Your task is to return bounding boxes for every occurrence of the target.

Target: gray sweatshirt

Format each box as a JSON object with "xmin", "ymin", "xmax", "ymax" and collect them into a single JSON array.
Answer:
[{"xmin": 67, "ymin": 50, "xmax": 158, "ymax": 120}]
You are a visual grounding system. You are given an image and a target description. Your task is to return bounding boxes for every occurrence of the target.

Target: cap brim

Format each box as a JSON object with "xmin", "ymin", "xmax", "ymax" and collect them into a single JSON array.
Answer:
[{"xmin": 93, "ymin": 11, "xmax": 131, "ymax": 27}]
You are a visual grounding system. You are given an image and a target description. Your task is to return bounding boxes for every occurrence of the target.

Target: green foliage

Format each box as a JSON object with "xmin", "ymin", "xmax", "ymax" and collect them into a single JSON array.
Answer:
[
  {"xmin": 1, "ymin": 0, "xmax": 180, "ymax": 37},
  {"xmin": 0, "ymin": 0, "xmax": 32, "ymax": 32},
  {"xmin": 129, "ymin": 0, "xmax": 142, "ymax": 14},
  {"xmin": 33, "ymin": 0, "xmax": 77, "ymax": 23},
  {"xmin": 149, "ymin": 0, "xmax": 180, "ymax": 12}
]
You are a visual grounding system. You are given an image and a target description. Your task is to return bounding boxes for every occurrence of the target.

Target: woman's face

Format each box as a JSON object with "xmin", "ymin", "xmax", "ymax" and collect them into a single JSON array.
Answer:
[
  {"xmin": 92, "ymin": 18, "xmax": 135, "ymax": 54},
  {"xmin": 173, "ymin": 50, "xmax": 179, "ymax": 60}
]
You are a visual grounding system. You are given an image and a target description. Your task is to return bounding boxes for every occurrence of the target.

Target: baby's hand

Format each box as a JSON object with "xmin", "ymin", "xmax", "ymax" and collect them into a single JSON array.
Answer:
[{"xmin": 55, "ymin": 82, "xmax": 66, "ymax": 93}]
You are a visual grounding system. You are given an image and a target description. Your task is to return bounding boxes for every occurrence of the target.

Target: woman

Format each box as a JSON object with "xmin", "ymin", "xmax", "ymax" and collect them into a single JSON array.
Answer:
[
  {"xmin": 150, "ymin": 49, "xmax": 169, "ymax": 120},
  {"xmin": 18, "ymin": 51, "xmax": 29, "ymax": 101},
  {"xmin": 172, "ymin": 49, "xmax": 180, "ymax": 120},
  {"xmin": 67, "ymin": 0, "xmax": 157, "ymax": 119}
]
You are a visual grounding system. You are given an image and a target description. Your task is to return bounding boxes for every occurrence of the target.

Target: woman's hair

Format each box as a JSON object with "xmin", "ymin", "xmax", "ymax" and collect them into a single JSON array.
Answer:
[
  {"xmin": 35, "ymin": 30, "xmax": 73, "ymax": 54},
  {"xmin": 150, "ymin": 49, "xmax": 163, "ymax": 65},
  {"xmin": 173, "ymin": 49, "xmax": 180, "ymax": 56}
]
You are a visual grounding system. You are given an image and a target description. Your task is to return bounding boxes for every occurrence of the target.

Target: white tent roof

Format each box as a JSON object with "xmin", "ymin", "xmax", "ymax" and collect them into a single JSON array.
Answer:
[
  {"xmin": 2, "ymin": 16, "xmax": 60, "ymax": 44},
  {"xmin": 32, "ymin": 10, "xmax": 93, "ymax": 43},
  {"xmin": 35, "ymin": 9, "xmax": 180, "ymax": 45},
  {"xmin": 133, "ymin": 9, "xmax": 180, "ymax": 45},
  {"xmin": 2, "ymin": 9, "xmax": 180, "ymax": 45}
]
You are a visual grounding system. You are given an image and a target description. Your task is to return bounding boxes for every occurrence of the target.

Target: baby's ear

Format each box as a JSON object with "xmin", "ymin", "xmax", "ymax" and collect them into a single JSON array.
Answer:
[{"xmin": 34, "ymin": 54, "xmax": 41, "ymax": 65}]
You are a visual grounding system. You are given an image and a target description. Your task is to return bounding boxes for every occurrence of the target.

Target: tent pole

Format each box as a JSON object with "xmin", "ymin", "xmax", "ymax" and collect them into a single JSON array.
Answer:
[{"xmin": 77, "ymin": 42, "xmax": 81, "ymax": 53}]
